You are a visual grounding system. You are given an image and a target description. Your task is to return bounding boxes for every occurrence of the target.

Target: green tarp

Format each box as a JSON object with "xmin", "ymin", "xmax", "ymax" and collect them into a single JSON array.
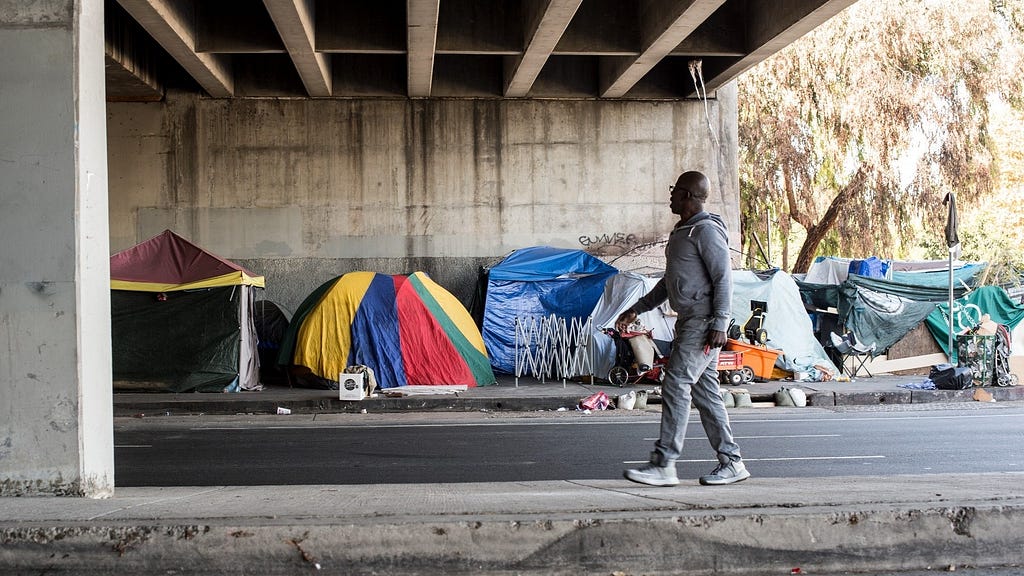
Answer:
[
  {"xmin": 112, "ymin": 287, "xmax": 242, "ymax": 392},
  {"xmin": 924, "ymin": 286, "xmax": 1024, "ymax": 361}
]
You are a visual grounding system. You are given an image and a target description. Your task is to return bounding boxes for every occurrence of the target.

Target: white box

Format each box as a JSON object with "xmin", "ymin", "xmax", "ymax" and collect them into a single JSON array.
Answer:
[{"xmin": 338, "ymin": 372, "xmax": 366, "ymax": 401}]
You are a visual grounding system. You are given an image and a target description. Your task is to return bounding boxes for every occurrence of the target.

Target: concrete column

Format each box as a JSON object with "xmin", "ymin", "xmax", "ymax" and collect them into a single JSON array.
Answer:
[{"xmin": 0, "ymin": 0, "xmax": 113, "ymax": 497}]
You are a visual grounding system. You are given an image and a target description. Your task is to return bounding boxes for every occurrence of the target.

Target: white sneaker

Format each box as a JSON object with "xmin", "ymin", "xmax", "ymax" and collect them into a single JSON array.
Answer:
[
  {"xmin": 699, "ymin": 461, "xmax": 750, "ymax": 485},
  {"xmin": 624, "ymin": 462, "xmax": 679, "ymax": 486}
]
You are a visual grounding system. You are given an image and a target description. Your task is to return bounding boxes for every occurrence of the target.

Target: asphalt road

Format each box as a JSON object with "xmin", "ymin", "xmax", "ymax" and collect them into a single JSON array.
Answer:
[{"xmin": 114, "ymin": 404, "xmax": 1024, "ymax": 486}]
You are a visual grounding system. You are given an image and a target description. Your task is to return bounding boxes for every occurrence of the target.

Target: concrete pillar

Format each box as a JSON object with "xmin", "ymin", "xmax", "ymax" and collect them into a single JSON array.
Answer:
[{"xmin": 0, "ymin": 0, "xmax": 113, "ymax": 497}]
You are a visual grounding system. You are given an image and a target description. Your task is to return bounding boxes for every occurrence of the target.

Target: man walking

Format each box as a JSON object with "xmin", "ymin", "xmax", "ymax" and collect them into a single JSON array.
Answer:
[{"xmin": 616, "ymin": 171, "xmax": 749, "ymax": 486}]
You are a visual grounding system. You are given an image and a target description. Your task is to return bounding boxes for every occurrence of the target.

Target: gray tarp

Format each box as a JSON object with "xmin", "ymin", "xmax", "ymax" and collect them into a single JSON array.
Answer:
[{"xmin": 839, "ymin": 283, "xmax": 938, "ymax": 356}]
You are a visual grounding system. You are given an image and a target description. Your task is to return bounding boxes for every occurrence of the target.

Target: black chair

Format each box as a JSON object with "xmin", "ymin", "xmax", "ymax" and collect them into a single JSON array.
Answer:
[{"xmin": 829, "ymin": 331, "xmax": 876, "ymax": 377}]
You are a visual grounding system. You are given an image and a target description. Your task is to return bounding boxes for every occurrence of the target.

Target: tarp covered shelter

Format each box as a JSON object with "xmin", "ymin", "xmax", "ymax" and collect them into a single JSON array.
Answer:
[
  {"xmin": 589, "ymin": 272, "xmax": 675, "ymax": 380},
  {"xmin": 925, "ymin": 286, "xmax": 1024, "ymax": 361},
  {"xmin": 731, "ymin": 269, "xmax": 837, "ymax": 373},
  {"xmin": 254, "ymin": 300, "xmax": 292, "ymax": 386},
  {"xmin": 110, "ymin": 230, "xmax": 264, "ymax": 392},
  {"xmin": 589, "ymin": 268, "xmax": 836, "ymax": 378},
  {"xmin": 479, "ymin": 246, "xmax": 617, "ymax": 374},
  {"xmin": 797, "ymin": 259, "xmax": 987, "ymax": 356},
  {"xmin": 279, "ymin": 271, "xmax": 495, "ymax": 389}
]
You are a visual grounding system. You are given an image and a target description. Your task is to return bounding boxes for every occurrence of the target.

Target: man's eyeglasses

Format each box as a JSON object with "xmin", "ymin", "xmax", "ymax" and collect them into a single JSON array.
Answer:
[{"xmin": 669, "ymin": 184, "xmax": 696, "ymax": 199}]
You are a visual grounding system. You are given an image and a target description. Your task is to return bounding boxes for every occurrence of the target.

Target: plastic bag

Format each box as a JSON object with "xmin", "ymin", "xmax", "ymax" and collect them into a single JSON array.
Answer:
[{"xmin": 579, "ymin": 391, "xmax": 610, "ymax": 411}]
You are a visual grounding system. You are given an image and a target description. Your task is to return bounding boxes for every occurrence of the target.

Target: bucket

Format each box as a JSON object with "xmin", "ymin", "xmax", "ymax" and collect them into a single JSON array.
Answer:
[
  {"xmin": 617, "ymin": 391, "xmax": 636, "ymax": 410},
  {"xmin": 634, "ymin": 390, "xmax": 648, "ymax": 409}
]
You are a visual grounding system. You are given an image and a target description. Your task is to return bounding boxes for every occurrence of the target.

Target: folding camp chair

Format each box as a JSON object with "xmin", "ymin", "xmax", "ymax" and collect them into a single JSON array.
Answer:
[{"xmin": 829, "ymin": 331, "xmax": 876, "ymax": 378}]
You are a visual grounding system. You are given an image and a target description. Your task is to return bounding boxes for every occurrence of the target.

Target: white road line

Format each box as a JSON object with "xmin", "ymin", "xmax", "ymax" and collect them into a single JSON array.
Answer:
[
  {"xmin": 624, "ymin": 455, "xmax": 885, "ymax": 464},
  {"xmin": 192, "ymin": 420, "xmax": 663, "ymax": 431},
  {"xmin": 642, "ymin": 434, "xmax": 841, "ymax": 441},
  {"xmin": 730, "ymin": 413, "xmax": 1022, "ymax": 423}
]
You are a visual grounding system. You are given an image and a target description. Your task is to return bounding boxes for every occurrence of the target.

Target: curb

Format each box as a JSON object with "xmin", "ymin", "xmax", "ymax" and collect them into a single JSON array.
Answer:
[
  {"xmin": 807, "ymin": 385, "xmax": 1024, "ymax": 407},
  {"xmin": 113, "ymin": 386, "xmax": 1024, "ymax": 416},
  {"xmin": 4, "ymin": 504, "xmax": 1023, "ymax": 575}
]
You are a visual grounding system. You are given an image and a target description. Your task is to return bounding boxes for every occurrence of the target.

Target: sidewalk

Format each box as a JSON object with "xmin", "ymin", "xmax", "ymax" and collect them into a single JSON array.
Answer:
[
  {"xmin": 111, "ymin": 372, "xmax": 1024, "ymax": 417},
  {"xmin": 5, "ymin": 376, "xmax": 1023, "ymax": 575},
  {"xmin": 3, "ymin": 473, "xmax": 1023, "ymax": 574}
]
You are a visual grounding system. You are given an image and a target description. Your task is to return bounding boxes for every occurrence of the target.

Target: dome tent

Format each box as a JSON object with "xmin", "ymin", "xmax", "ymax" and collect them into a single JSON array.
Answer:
[{"xmin": 279, "ymin": 271, "xmax": 495, "ymax": 389}]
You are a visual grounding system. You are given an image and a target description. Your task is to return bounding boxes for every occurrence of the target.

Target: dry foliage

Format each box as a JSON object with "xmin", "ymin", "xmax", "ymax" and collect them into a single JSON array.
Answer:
[{"xmin": 738, "ymin": 0, "xmax": 1024, "ymax": 273}]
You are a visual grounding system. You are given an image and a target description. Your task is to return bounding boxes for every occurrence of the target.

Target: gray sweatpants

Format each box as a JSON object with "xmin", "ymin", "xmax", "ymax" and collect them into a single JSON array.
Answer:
[{"xmin": 651, "ymin": 315, "xmax": 742, "ymax": 467}]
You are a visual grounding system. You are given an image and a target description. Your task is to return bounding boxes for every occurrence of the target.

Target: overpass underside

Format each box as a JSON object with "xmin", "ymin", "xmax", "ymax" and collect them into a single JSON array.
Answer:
[{"xmin": 1, "ymin": 0, "xmax": 855, "ymax": 496}]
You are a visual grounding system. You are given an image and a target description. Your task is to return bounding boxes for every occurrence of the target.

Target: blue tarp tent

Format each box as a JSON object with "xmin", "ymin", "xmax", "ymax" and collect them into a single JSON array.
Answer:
[{"xmin": 481, "ymin": 246, "xmax": 617, "ymax": 374}]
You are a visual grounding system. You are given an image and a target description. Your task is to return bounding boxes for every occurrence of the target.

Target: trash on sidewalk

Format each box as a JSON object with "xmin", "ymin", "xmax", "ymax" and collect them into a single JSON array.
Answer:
[
  {"xmin": 774, "ymin": 387, "xmax": 807, "ymax": 407},
  {"xmin": 973, "ymin": 388, "xmax": 995, "ymax": 403},
  {"xmin": 578, "ymin": 391, "xmax": 610, "ymax": 411},
  {"xmin": 382, "ymin": 385, "xmax": 468, "ymax": 397},
  {"xmin": 617, "ymin": 391, "xmax": 636, "ymax": 410},
  {"xmin": 899, "ymin": 379, "xmax": 936, "ymax": 390},
  {"xmin": 731, "ymin": 388, "xmax": 753, "ymax": 408},
  {"xmin": 276, "ymin": 407, "xmax": 291, "ymax": 415}
]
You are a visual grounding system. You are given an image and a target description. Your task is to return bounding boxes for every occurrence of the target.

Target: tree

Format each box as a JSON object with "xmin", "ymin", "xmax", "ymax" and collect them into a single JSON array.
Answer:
[{"xmin": 737, "ymin": 0, "xmax": 1024, "ymax": 273}]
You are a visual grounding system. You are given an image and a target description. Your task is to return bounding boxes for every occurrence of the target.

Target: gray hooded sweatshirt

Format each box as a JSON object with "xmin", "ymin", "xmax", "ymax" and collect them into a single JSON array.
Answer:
[{"xmin": 631, "ymin": 211, "xmax": 732, "ymax": 333}]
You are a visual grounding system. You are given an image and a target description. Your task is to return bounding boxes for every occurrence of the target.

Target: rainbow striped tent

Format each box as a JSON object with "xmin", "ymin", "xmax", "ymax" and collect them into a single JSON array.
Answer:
[{"xmin": 279, "ymin": 271, "xmax": 495, "ymax": 389}]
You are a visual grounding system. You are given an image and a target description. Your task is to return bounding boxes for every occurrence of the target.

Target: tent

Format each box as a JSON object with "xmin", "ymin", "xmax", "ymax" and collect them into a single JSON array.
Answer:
[
  {"xmin": 730, "ymin": 270, "xmax": 837, "ymax": 373},
  {"xmin": 110, "ymin": 229, "xmax": 264, "ymax": 392},
  {"xmin": 924, "ymin": 285, "xmax": 1024, "ymax": 361},
  {"xmin": 279, "ymin": 271, "xmax": 495, "ymax": 389},
  {"xmin": 797, "ymin": 258, "xmax": 987, "ymax": 357},
  {"xmin": 588, "ymin": 268, "xmax": 836, "ymax": 378},
  {"xmin": 479, "ymin": 246, "xmax": 618, "ymax": 374},
  {"xmin": 589, "ymin": 272, "xmax": 675, "ymax": 380},
  {"xmin": 254, "ymin": 300, "xmax": 292, "ymax": 386}
]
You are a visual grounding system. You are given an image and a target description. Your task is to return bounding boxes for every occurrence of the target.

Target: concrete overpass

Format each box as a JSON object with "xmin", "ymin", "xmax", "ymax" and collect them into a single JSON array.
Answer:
[
  {"xmin": 104, "ymin": 0, "xmax": 852, "ymax": 101},
  {"xmin": 1, "ymin": 0, "xmax": 855, "ymax": 497}
]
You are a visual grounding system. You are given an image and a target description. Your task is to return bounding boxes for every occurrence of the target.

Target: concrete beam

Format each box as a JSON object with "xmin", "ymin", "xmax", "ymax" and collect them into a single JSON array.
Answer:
[
  {"xmin": 115, "ymin": 0, "xmax": 234, "ymax": 97},
  {"xmin": 600, "ymin": 0, "xmax": 725, "ymax": 98},
  {"xmin": 504, "ymin": 0, "xmax": 583, "ymax": 97},
  {"xmin": 407, "ymin": 0, "xmax": 440, "ymax": 97},
  {"xmin": 697, "ymin": 0, "xmax": 858, "ymax": 93},
  {"xmin": 263, "ymin": 0, "xmax": 331, "ymax": 96}
]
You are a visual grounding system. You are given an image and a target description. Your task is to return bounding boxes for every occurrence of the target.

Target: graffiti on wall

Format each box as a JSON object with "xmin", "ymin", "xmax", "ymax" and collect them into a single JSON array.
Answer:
[{"xmin": 577, "ymin": 232, "xmax": 642, "ymax": 257}]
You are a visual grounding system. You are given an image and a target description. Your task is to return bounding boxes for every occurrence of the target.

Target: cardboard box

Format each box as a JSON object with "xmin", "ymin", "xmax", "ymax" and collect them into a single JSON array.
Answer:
[
  {"xmin": 1009, "ymin": 354, "xmax": 1024, "ymax": 386},
  {"xmin": 338, "ymin": 372, "xmax": 366, "ymax": 401}
]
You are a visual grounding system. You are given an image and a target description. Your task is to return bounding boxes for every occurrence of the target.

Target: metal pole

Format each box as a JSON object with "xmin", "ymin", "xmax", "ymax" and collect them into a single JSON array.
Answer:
[{"xmin": 948, "ymin": 247, "xmax": 955, "ymax": 364}]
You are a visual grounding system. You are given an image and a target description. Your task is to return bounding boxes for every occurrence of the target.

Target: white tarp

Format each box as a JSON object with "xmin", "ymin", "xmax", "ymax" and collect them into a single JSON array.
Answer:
[
  {"xmin": 589, "ymin": 272, "xmax": 675, "ymax": 381},
  {"xmin": 590, "ymin": 269, "xmax": 837, "ymax": 380},
  {"xmin": 731, "ymin": 270, "xmax": 837, "ymax": 374}
]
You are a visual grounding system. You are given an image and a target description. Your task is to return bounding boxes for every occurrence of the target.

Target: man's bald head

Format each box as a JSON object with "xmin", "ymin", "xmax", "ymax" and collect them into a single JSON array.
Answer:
[{"xmin": 672, "ymin": 171, "xmax": 710, "ymax": 202}]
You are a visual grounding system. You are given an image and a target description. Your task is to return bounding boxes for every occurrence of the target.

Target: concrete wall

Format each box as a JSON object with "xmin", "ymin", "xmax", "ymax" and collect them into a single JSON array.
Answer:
[
  {"xmin": 107, "ymin": 87, "xmax": 739, "ymax": 311},
  {"xmin": 0, "ymin": 0, "xmax": 113, "ymax": 497}
]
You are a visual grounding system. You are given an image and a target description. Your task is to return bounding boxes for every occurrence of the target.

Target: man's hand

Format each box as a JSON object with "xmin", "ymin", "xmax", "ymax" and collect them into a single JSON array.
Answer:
[
  {"xmin": 706, "ymin": 329, "xmax": 727, "ymax": 350},
  {"xmin": 615, "ymin": 310, "xmax": 637, "ymax": 332}
]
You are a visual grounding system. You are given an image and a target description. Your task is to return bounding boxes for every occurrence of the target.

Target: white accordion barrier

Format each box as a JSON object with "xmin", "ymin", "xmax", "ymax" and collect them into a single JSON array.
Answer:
[{"xmin": 513, "ymin": 315, "xmax": 594, "ymax": 385}]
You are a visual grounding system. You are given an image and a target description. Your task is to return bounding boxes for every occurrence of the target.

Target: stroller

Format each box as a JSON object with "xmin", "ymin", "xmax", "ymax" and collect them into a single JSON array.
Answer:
[{"xmin": 602, "ymin": 325, "xmax": 668, "ymax": 386}]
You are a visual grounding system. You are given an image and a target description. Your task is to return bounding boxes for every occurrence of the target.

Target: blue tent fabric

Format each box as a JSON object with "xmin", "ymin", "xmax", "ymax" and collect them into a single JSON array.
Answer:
[
  {"xmin": 848, "ymin": 257, "xmax": 889, "ymax": 279},
  {"xmin": 486, "ymin": 246, "xmax": 617, "ymax": 281},
  {"xmin": 887, "ymin": 263, "xmax": 985, "ymax": 289},
  {"xmin": 482, "ymin": 247, "xmax": 617, "ymax": 374},
  {"xmin": 349, "ymin": 273, "xmax": 407, "ymax": 388}
]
